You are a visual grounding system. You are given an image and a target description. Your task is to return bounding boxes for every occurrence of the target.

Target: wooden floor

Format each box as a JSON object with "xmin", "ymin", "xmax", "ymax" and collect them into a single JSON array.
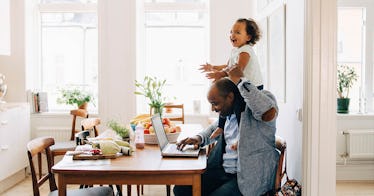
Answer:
[
  {"xmin": 336, "ymin": 181, "xmax": 374, "ymax": 196},
  {"xmin": 2, "ymin": 175, "xmax": 174, "ymax": 196},
  {"xmin": 2, "ymin": 175, "xmax": 374, "ymax": 196}
]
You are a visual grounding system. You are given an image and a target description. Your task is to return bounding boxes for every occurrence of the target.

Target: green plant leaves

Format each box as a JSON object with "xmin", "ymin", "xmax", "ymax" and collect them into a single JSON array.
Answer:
[
  {"xmin": 337, "ymin": 64, "xmax": 358, "ymax": 98},
  {"xmin": 134, "ymin": 76, "xmax": 167, "ymax": 111},
  {"xmin": 107, "ymin": 120, "xmax": 130, "ymax": 138},
  {"xmin": 56, "ymin": 87, "xmax": 93, "ymax": 107}
]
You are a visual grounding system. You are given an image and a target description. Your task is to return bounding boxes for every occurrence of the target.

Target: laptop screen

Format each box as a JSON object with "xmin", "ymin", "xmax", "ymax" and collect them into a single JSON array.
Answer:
[{"xmin": 151, "ymin": 114, "xmax": 169, "ymax": 149}]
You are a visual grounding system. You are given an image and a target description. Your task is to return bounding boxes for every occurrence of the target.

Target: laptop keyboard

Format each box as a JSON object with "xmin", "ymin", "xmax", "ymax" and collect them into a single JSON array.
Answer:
[
  {"xmin": 164, "ymin": 144, "xmax": 198, "ymax": 154},
  {"xmin": 165, "ymin": 144, "xmax": 182, "ymax": 153}
]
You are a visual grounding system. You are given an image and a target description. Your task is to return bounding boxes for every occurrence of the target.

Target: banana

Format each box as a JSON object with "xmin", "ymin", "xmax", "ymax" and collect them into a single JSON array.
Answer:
[{"xmin": 130, "ymin": 114, "xmax": 151, "ymax": 124}]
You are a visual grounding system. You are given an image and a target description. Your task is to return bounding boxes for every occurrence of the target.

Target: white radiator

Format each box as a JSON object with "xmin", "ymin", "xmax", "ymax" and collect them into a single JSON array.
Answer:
[
  {"xmin": 343, "ymin": 129, "xmax": 374, "ymax": 159},
  {"xmin": 35, "ymin": 127, "xmax": 71, "ymax": 142}
]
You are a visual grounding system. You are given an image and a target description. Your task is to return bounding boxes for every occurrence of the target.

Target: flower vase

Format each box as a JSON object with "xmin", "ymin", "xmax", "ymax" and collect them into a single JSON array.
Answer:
[{"xmin": 152, "ymin": 106, "xmax": 163, "ymax": 116}]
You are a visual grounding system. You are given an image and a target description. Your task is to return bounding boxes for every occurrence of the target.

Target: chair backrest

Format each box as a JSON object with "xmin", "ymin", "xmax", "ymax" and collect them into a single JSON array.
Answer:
[
  {"xmin": 274, "ymin": 135, "xmax": 287, "ymax": 192},
  {"xmin": 76, "ymin": 118, "xmax": 100, "ymax": 145},
  {"xmin": 70, "ymin": 109, "xmax": 89, "ymax": 141},
  {"xmin": 81, "ymin": 117, "xmax": 100, "ymax": 137},
  {"xmin": 27, "ymin": 137, "xmax": 57, "ymax": 196},
  {"xmin": 164, "ymin": 104, "xmax": 184, "ymax": 124}
]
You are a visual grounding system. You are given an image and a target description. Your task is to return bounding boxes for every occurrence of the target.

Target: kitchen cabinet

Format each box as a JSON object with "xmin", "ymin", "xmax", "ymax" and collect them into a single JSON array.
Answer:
[{"xmin": 0, "ymin": 103, "xmax": 30, "ymax": 181}]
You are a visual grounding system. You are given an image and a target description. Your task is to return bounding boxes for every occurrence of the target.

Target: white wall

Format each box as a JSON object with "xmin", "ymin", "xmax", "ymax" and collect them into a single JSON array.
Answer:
[
  {"xmin": 276, "ymin": 0, "xmax": 304, "ymax": 181},
  {"xmin": 0, "ymin": 0, "xmax": 26, "ymax": 102}
]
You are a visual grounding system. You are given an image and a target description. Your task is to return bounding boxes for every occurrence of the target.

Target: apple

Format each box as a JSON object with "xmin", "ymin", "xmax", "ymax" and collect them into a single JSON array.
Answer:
[
  {"xmin": 175, "ymin": 126, "xmax": 181, "ymax": 132},
  {"xmin": 144, "ymin": 129, "xmax": 150, "ymax": 134},
  {"xmin": 164, "ymin": 127, "xmax": 171, "ymax": 133},
  {"xmin": 162, "ymin": 118, "xmax": 171, "ymax": 126},
  {"xmin": 149, "ymin": 126, "xmax": 155, "ymax": 134},
  {"xmin": 144, "ymin": 122, "xmax": 152, "ymax": 129}
]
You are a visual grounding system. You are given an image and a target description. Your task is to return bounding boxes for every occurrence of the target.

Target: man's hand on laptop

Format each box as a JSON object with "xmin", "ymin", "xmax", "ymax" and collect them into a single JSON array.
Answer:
[{"xmin": 176, "ymin": 136, "xmax": 202, "ymax": 151}]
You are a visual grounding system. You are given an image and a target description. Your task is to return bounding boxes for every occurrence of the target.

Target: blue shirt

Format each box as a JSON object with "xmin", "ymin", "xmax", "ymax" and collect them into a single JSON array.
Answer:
[{"xmin": 222, "ymin": 114, "xmax": 239, "ymax": 174}]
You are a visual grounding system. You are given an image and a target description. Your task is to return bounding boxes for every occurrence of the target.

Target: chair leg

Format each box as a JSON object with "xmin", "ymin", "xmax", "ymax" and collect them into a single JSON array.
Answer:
[
  {"xmin": 136, "ymin": 185, "xmax": 140, "ymax": 196},
  {"xmin": 166, "ymin": 185, "xmax": 171, "ymax": 196},
  {"xmin": 116, "ymin": 185, "xmax": 122, "ymax": 196},
  {"xmin": 51, "ymin": 153, "xmax": 55, "ymax": 166},
  {"xmin": 127, "ymin": 185, "xmax": 131, "ymax": 196},
  {"xmin": 37, "ymin": 153, "xmax": 42, "ymax": 179}
]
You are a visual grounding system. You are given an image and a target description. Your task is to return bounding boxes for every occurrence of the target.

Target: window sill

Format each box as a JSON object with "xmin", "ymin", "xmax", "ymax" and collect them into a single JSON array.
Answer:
[
  {"xmin": 31, "ymin": 111, "xmax": 98, "ymax": 118},
  {"xmin": 337, "ymin": 113, "xmax": 374, "ymax": 120}
]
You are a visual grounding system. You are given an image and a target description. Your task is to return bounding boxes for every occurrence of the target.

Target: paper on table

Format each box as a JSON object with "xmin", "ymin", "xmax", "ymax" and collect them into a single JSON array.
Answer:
[{"xmin": 58, "ymin": 154, "xmax": 111, "ymax": 167}]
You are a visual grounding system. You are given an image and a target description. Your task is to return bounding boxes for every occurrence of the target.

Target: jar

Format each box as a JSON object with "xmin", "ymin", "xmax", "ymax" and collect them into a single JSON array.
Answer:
[{"xmin": 135, "ymin": 124, "xmax": 145, "ymax": 149}]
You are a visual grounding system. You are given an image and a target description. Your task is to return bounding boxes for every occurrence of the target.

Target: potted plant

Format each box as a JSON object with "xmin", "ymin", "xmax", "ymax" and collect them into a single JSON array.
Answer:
[
  {"xmin": 57, "ymin": 87, "xmax": 93, "ymax": 110},
  {"xmin": 134, "ymin": 76, "xmax": 167, "ymax": 115},
  {"xmin": 107, "ymin": 120, "xmax": 130, "ymax": 141},
  {"xmin": 337, "ymin": 64, "xmax": 358, "ymax": 113}
]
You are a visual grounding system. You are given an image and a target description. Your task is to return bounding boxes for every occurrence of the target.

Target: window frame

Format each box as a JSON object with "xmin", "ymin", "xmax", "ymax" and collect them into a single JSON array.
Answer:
[
  {"xmin": 35, "ymin": 2, "xmax": 98, "ymax": 113},
  {"xmin": 337, "ymin": 2, "xmax": 374, "ymax": 113},
  {"xmin": 137, "ymin": 0, "xmax": 210, "ymax": 115}
]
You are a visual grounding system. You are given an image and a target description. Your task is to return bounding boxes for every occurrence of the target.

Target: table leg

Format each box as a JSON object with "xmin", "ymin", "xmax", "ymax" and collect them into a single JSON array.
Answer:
[
  {"xmin": 192, "ymin": 174, "xmax": 201, "ymax": 196},
  {"xmin": 58, "ymin": 174, "xmax": 67, "ymax": 196}
]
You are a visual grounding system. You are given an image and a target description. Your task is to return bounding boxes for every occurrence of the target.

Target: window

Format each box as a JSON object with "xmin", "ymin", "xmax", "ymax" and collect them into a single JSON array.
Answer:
[
  {"xmin": 337, "ymin": 7, "xmax": 373, "ymax": 113},
  {"xmin": 138, "ymin": 0, "xmax": 210, "ymax": 114},
  {"xmin": 36, "ymin": 0, "xmax": 98, "ymax": 112}
]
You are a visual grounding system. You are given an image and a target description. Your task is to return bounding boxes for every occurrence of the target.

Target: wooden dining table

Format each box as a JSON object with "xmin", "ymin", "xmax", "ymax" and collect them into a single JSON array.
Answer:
[{"xmin": 52, "ymin": 124, "xmax": 207, "ymax": 196}]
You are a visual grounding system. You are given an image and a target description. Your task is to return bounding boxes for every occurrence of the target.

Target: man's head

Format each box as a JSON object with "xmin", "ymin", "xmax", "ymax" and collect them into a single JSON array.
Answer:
[{"xmin": 207, "ymin": 78, "xmax": 240, "ymax": 117}]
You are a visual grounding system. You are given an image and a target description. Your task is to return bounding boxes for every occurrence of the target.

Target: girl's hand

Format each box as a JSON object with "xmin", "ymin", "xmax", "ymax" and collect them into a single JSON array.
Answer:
[
  {"xmin": 199, "ymin": 63, "xmax": 213, "ymax": 72},
  {"xmin": 206, "ymin": 71, "xmax": 227, "ymax": 82},
  {"xmin": 227, "ymin": 65, "xmax": 243, "ymax": 84}
]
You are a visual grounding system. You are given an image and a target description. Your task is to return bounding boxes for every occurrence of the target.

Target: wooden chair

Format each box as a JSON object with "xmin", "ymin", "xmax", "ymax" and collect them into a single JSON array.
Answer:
[
  {"xmin": 274, "ymin": 135, "xmax": 287, "ymax": 193},
  {"xmin": 80, "ymin": 117, "xmax": 100, "ymax": 139},
  {"xmin": 37, "ymin": 109, "xmax": 89, "ymax": 179},
  {"xmin": 71, "ymin": 109, "xmax": 90, "ymax": 140},
  {"xmin": 50, "ymin": 109, "xmax": 89, "ymax": 165},
  {"xmin": 27, "ymin": 136, "xmax": 114, "ymax": 196},
  {"xmin": 263, "ymin": 135, "xmax": 287, "ymax": 195},
  {"xmin": 164, "ymin": 103, "xmax": 184, "ymax": 124},
  {"xmin": 150, "ymin": 103, "xmax": 185, "ymax": 124}
]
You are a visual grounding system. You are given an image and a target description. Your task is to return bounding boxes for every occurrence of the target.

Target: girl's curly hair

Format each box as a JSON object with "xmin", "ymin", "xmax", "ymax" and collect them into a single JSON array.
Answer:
[{"xmin": 236, "ymin": 18, "xmax": 261, "ymax": 45}]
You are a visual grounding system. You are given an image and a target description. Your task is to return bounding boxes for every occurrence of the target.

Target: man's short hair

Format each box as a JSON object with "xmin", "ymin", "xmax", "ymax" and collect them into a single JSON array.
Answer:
[{"xmin": 214, "ymin": 78, "xmax": 240, "ymax": 98}]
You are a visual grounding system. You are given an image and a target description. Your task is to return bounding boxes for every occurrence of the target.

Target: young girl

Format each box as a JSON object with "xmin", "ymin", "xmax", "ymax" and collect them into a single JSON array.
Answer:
[{"xmin": 200, "ymin": 18, "xmax": 263, "ymax": 148}]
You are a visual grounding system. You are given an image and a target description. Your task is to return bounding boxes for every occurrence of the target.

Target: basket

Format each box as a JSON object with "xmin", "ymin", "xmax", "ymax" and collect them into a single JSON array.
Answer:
[{"xmin": 144, "ymin": 132, "xmax": 180, "ymax": 144}]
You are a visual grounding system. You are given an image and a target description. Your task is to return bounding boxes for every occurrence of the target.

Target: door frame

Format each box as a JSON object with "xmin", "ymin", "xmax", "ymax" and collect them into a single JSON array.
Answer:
[{"xmin": 303, "ymin": 0, "xmax": 337, "ymax": 195}]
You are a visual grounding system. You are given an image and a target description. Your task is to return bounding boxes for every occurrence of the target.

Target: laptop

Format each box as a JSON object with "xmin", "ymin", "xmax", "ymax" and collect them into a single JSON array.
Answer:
[{"xmin": 151, "ymin": 114, "xmax": 200, "ymax": 157}]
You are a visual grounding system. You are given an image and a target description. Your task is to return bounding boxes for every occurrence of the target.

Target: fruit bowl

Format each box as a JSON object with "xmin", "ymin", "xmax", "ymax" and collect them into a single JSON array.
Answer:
[{"xmin": 144, "ymin": 132, "xmax": 180, "ymax": 144}]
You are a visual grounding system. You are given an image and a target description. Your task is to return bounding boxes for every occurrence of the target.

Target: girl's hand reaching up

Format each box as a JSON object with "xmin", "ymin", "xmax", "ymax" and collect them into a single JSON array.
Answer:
[
  {"xmin": 206, "ymin": 71, "xmax": 227, "ymax": 82},
  {"xmin": 199, "ymin": 63, "xmax": 213, "ymax": 72}
]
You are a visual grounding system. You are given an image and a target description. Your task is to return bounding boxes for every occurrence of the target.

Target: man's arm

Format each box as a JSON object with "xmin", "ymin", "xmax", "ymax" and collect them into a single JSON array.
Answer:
[
  {"xmin": 176, "ymin": 121, "xmax": 218, "ymax": 150},
  {"xmin": 228, "ymin": 65, "xmax": 278, "ymax": 122}
]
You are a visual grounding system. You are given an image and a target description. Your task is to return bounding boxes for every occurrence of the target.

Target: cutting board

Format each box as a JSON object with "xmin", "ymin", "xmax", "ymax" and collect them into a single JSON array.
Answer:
[{"xmin": 72, "ymin": 153, "xmax": 117, "ymax": 160}]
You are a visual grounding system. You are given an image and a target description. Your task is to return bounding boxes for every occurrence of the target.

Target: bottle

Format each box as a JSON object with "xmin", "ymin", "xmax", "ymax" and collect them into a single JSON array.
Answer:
[{"xmin": 135, "ymin": 123, "xmax": 145, "ymax": 149}]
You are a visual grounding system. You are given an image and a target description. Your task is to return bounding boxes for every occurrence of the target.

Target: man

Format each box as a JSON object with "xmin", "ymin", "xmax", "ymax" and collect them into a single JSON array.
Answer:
[{"xmin": 174, "ymin": 65, "xmax": 279, "ymax": 196}]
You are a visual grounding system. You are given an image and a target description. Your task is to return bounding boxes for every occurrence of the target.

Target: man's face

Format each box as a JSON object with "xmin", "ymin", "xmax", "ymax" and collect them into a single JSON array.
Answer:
[{"xmin": 207, "ymin": 86, "xmax": 234, "ymax": 117}]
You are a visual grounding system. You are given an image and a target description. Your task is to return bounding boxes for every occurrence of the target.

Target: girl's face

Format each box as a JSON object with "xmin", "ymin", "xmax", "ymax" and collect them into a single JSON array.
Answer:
[{"xmin": 230, "ymin": 22, "xmax": 251, "ymax": 48}]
